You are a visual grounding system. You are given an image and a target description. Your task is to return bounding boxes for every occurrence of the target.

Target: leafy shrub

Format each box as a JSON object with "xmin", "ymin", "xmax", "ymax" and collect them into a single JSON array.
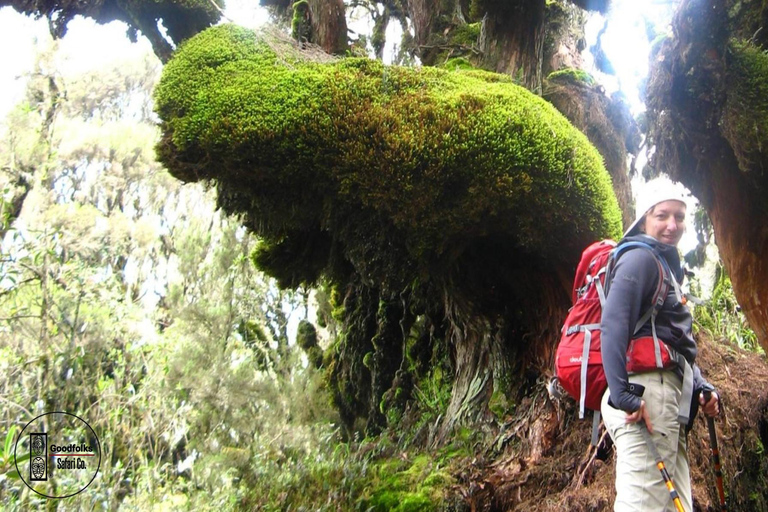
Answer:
[{"xmin": 693, "ymin": 262, "xmax": 760, "ymax": 353}]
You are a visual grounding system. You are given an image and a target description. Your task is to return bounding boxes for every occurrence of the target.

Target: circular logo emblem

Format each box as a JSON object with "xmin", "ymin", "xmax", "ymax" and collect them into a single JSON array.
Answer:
[{"xmin": 15, "ymin": 411, "xmax": 101, "ymax": 499}]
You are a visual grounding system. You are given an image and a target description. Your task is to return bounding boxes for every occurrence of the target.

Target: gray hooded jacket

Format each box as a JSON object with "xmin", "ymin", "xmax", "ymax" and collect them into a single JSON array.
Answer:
[{"xmin": 600, "ymin": 234, "xmax": 710, "ymax": 413}]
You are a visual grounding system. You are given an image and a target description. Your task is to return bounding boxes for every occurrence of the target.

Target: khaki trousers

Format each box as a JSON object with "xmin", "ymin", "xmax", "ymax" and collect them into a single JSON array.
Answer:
[{"xmin": 601, "ymin": 370, "xmax": 692, "ymax": 512}]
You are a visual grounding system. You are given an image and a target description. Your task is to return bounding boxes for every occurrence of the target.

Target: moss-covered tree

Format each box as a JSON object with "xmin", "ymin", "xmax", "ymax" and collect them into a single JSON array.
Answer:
[
  {"xmin": 154, "ymin": 24, "xmax": 623, "ymax": 438},
  {"xmin": 261, "ymin": 0, "xmax": 348, "ymax": 55},
  {"xmin": 544, "ymin": 69, "xmax": 640, "ymax": 228},
  {"xmin": 401, "ymin": 0, "xmax": 608, "ymax": 91},
  {"xmin": 645, "ymin": 0, "xmax": 768, "ymax": 350}
]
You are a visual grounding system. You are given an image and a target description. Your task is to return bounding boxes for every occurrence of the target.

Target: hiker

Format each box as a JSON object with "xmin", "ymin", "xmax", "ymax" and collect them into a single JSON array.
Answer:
[{"xmin": 600, "ymin": 181, "xmax": 720, "ymax": 511}]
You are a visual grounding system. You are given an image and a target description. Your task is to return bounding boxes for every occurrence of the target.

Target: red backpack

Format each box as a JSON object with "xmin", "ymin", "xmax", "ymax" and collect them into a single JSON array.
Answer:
[{"xmin": 553, "ymin": 239, "xmax": 676, "ymax": 427}]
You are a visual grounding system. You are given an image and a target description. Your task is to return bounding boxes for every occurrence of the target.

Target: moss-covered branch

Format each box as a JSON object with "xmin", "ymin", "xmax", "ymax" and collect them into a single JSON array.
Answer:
[{"xmin": 156, "ymin": 24, "xmax": 621, "ymax": 289}]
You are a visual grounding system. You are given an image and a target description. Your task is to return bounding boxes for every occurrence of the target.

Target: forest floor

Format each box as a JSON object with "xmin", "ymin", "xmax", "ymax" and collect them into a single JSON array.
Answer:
[{"xmin": 452, "ymin": 333, "xmax": 768, "ymax": 511}]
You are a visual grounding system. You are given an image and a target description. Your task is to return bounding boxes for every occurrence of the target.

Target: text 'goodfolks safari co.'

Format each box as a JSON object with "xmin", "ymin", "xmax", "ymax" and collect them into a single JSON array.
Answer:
[{"xmin": 50, "ymin": 442, "xmax": 96, "ymax": 469}]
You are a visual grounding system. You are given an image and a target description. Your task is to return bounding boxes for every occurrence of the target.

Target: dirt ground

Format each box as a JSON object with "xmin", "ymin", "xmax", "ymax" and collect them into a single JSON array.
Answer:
[{"xmin": 457, "ymin": 333, "xmax": 768, "ymax": 511}]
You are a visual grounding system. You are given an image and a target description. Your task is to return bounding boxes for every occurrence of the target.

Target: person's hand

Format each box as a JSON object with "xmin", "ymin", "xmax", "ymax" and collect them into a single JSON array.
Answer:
[
  {"xmin": 625, "ymin": 399, "xmax": 653, "ymax": 433},
  {"xmin": 700, "ymin": 390, "xmax": 720, "ymax": 418}
]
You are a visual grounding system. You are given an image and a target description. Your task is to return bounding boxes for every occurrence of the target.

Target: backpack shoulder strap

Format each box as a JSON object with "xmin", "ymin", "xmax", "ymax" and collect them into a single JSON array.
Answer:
[{"xmin": 604, "ymin": 241, "xmax": 671, "ymax": 335}]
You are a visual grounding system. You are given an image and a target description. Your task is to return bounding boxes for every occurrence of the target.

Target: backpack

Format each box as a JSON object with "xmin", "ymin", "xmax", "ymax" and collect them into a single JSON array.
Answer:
[{"xmin": 553, "ymin": 239, "xmax": 677, "ymax": 433}]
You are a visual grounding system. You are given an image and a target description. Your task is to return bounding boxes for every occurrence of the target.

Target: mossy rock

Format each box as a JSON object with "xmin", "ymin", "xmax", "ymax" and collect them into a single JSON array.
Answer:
[{"xmin": 156, "ymin": 24, "xmax": 622, "ymax": 290}]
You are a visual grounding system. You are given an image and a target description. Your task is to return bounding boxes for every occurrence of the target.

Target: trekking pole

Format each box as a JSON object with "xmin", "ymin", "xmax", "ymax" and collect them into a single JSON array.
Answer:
[
  {"xmin": 703, "ymin": 390, "xmax": 727, "ymax": 511},
  {"xmin": 639, "ymin": 421, "xmax": 686, "ymax": 512}
]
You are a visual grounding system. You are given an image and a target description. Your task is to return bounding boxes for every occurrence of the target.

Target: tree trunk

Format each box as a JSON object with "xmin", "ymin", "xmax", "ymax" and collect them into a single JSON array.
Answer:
[
  {"xmin": 543, "ymin": 78, "xmax": 638, "ymax": 228},
  {"xmin": 406, "ymin": 0, "xmax": 463, "ymax": 66},
  {"xmin": 435, "ymin": 255, "xmax": 571, "ymax": 444},
  {"xmin": 405, "ymin": 0, "xmax": 546, "ymax": 91},
  {"xmin": 436, "ymin": 291, "xmax": 499, "ymax": 443},
  {"xmin": 478, "ymin": 0, "xmax": 546, "ymax": 91},
  {"xmin": 542, "ymin": 0, "xmax": 587, "ymax": 79},
  {"xmin": 366, "ymin": 293, "xmax": 405, "ymax": 435},
  {"xmin": 646, "ymin": 0, "xmax": 768, "ymax": 349},
  {"xmin": 307, "ymin": 0, "xmax": 349, "ymax": 55},
  {"xmin": 706, "ymin": 154, "xmax": 768, "ymax": 345}
]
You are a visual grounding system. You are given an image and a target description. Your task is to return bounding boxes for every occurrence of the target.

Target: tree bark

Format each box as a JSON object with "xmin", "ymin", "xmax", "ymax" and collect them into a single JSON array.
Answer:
[
  {"xmin": 477, "ymin": 0, "xmax": 546, "ymax": 91},
  {"xmin": 436, "ymin": 290, "xmax": 499, "ymax": 443},
  {"xmin": 404, "ymin": 0, "xmax": 547, "ymax": 88},
  {"xmin": 706, "ymin": 153, "xmax": 768, "ymax": 345},
  {"xmin": 646, "ymin": 0, "xmax": 768, "ymax": 349},
  {"xmin": 406, "ymin": 0, "xmax": 449, "ymax": 65},
  {"xmin": 542, "ymin": 0, "xmax": 587, "ymax": 78},
  {"xmin": 307, "ymin": 0, "xmax": 349, "ymax": 55},
  {"xmin": 327, "ymin": 280, "xmax": 377, "ymax": 438},
  {"xmin": 434, "ymin": 255, "xmax": 571, "ymax": 444},
  {"xmin": 366, "ymin": 293, "xmax": 405, "ymax": 435}
]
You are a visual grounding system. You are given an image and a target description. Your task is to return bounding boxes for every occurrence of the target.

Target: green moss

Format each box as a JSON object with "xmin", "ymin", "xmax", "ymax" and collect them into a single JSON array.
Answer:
[
  {"xmin": 361, "ymin": 453, "xmax": 454, "ymax": 511},
  {"xmin": 291, "ymin": 0, "xmax": 310, "ymax": 41},
  {"xmin": 156, "ymin": 25, "xmax": 621, "ymax": 291},
  {"xmin": 468, "ymin": 0, "xmax": 487, "ymax": 22},
  {"xmin": 251, "ymin": 233, "xmax": 331, "ymax": 288},
  {"xmin": 649, "ymin": 32, "xmax": 669, "ymax": 57},
  {"xmin": 442, "ymin": 57, "xmax": 475, "ymax": 71},
  {"xmin": 296, "ymin": 319, "xmax": 318, "ymax": 350},
  {"xmin": 723, "ymin": 39, "xmax": 768, "ymax": 176},
  {"xmin": 546, "ymin": 67, "xmax": 596, "ymax": 86},
  {"xmin": 450, "ymin": 22, "xmax": 481, "ymax": 46},
  {"xmin": 489, "ymin": 387, "xmax": 513, "ymax": 418},
  {"xmin": 728, "ymin": 0, "xmax": 743, "ymax": 19}
]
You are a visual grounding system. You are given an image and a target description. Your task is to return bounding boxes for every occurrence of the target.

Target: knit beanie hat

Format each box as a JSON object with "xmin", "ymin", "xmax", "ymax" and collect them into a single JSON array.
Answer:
[{"xmin": 623, "ymin": 177, "xmax": 690, "ymax": 238}]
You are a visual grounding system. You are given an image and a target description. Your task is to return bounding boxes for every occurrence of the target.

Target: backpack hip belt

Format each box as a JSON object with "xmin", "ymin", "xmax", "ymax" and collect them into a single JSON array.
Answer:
[{"xmin": 626, "ymin": 338, "xmax": 694, "ymax": 426}]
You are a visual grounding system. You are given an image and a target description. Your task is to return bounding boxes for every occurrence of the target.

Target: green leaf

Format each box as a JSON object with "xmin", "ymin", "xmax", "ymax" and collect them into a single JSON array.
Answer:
[
  {"xmin": 14, "ymin": 452, "xmax": 30, "ymax": 465},
  {"xmin": 5, "ymin": 469, "xmax": 22, "ymax": 480},
  {"xmin": 4, "ymin": 425, "xmax": 17, "ymax": 458}
]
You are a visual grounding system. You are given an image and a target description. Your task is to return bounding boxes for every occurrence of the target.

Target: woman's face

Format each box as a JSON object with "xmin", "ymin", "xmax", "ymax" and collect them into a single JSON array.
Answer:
[{"xmin": 641, "ymin": 200, "xmax": 687, "ymax": 246}]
